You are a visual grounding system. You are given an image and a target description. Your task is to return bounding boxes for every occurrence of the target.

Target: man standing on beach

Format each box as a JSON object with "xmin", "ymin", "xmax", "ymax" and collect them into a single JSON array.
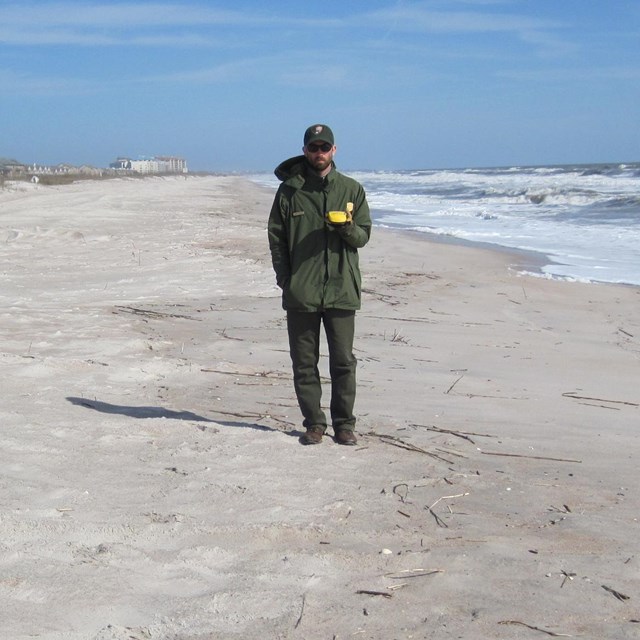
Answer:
[{"xmin": 268, "ymin": 124, "xmax": 372, "ymax": 446}]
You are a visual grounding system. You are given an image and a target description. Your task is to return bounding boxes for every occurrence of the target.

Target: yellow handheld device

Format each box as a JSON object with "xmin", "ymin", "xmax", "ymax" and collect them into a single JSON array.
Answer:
[{"xmin": 327, "ymin": 211, "xmax": 348, "ymax": 224}]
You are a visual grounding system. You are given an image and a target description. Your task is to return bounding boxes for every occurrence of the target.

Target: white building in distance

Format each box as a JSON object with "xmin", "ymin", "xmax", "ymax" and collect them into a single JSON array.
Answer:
[{"xmin": 110, "ymin": 155, "xmax": 188, "ymax": 174}]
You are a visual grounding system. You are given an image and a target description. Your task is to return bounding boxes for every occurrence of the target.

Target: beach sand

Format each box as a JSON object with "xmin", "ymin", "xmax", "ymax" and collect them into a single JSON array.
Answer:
[{"xmin": 1, "ymin": 175, "xmax": 638, "ymax": 639}]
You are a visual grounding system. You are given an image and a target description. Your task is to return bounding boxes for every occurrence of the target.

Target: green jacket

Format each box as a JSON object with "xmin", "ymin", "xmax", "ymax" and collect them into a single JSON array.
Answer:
[{"xmin": 268, "ymin": 155, "xmax": 371, "ymax": 312}]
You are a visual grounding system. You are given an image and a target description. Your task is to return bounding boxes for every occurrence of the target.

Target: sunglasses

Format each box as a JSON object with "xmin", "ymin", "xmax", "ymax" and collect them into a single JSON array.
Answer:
[{"xmin": 306, "ymin": 142, "xmax": 333, "ymax": 153}]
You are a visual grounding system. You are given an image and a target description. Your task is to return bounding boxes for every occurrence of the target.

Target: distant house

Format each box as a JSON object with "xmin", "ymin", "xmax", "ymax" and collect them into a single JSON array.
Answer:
[
  {"xmin": 155, "ymin": 156, "xmax": 188, "ymax": 174},
  {"xmin": 78, "ymin": 165, "xmax": 104, "ymax": 177},
  {"xmin": 1, "ymin": 159, "xmax": 28, "ymax": 178},
  {"xmin": 54, "ymin": 164, "xmax": 74, "ymax": 174},
  {"xmin": 110, "ymin": 157, "xmax": 133, "ymax": 171},
  {"xmin": 28, "ymin": 164, "xmax": 47, "ymax": 174},
  {"xmin": 110, "ymin": 155, "xmax": 188, "ymax": 174}
]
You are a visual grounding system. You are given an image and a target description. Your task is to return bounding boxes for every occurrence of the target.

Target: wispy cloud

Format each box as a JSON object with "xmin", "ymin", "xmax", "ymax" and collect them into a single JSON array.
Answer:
[
  {"xmin": 357, "ymin": 3, "xmax": 576, "ymax": 61},
  {"xmin": 0, "ymin": 25, "xmax": 222, "ymax": 47},
  {"xmin": 141, "ymin": 49, "xmax": 359, "ymax": 89},
  {"xmin": 1, "ymin": 1, "xmax": 565, "ymax": 51},
  {"xmin": 498, "ymin": 65, "xmax": 640, "ymax": 83},
  {"xmin": 0, "ymin": 2, "xmax": 275, "ymax": 47},
  {"xmin": 363, "ymin": 5, "xmax": 562, "ymax": 34},
  {"xmin": 0, "ymin": 69, "xmax": 100, "ymax": 95},
  {"xmin": 141, "ymin": 58, "xmax": 259, "ymax": 84},
  {"xmin": 2, "ymin": 3, "xmax": 256, "ymax": 28},
  {"xmin": 518, "ymin": 30, "xmax": 579, "ymax": 58}
]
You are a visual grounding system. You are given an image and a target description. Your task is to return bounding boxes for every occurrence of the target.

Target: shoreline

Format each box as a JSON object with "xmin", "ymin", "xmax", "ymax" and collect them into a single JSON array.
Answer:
[
  {"xmin": 377, "ymin": 225, "xmax": 640, "ymax": 292},
  {"xmin": 377, "ymin": 223, "xmax": 552, "ymax": 277}
]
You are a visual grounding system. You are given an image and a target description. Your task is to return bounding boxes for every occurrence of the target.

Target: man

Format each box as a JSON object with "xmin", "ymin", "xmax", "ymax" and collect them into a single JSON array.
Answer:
[{"xmin": 268, "ymin": 124, "xmax": 372, "ymax": 446}]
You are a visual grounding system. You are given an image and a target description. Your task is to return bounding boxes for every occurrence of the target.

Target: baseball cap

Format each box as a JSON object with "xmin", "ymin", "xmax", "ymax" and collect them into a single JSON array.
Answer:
[{"xmin": 304, "ymin": 124, "xmax": 335, "ymax": 146}]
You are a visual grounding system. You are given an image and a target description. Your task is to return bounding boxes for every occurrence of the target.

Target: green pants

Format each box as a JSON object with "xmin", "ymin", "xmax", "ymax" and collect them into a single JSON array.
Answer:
[{"xmin": 286, "ymin": 309, "xmax": 357, "ymax": 431}]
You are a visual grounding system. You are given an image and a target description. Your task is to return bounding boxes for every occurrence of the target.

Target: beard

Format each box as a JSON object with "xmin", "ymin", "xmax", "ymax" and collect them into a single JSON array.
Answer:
[{"xmin": 306, "ymin": 154, "xmax": 333, "ymax": 174}]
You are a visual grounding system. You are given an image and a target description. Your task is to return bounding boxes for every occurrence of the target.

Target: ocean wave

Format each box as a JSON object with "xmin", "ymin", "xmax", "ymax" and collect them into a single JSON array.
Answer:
[{"xmin": 602, "ymin": 195, "xmax": 640, "ymax": 209}]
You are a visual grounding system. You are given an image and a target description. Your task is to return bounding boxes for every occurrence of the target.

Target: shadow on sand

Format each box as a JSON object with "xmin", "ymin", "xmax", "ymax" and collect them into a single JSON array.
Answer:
[{"xmin": 66, "ymin": 396, "xmax": 302, "ymax": 436}]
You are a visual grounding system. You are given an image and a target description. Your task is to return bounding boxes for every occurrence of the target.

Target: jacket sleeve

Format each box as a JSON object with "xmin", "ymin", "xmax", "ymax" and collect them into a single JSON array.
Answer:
[
  {"xmin": 267, "ymin": 189, "xmax": 291, "ymax": 289},
  {"xmin": 337, "ymin": 184, "xmax": 372, "ymax": 249}
]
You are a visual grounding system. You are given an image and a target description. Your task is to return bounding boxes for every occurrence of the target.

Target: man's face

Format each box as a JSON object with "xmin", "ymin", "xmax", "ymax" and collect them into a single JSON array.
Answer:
[{"xmin": 303, "ymin": 140, "xmax": 336, "ymax": 174}]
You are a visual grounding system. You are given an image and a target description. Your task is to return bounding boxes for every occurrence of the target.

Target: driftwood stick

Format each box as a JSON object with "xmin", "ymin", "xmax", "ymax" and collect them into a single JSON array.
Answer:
[
  {"xmin": 114, "ymin": 305, "xmax": 199, "ymax": 321},
  {"xmin": 427, "ymin": 508, "xmax": 448, "ymax": 527},
  {"xmin": 435, "ymin": 447, "xmax": 468, "ymax": 459},
  {"xmin": 427, "ymin": 425, "xmax": 475, "ymax": 443},
  {"xmin": 481, "ymin": 451, "xmax": 582, "ymax": 464},
  {"xmin": 385, "ymin": 569, "xmax": 443, "ymax": 579},
  {"xmin": 294, "ymin": 594, "xmax": 306, "ymax": 629},
  {"xmin": 392, "ymin": 483, "xmax": 409, "ymax": 502},
  {"xmin": 428, "ymin": 493, "xmax": 469, "ymax": 511},
  {"xmin": 602, "ymin": 584, "xmax": 630, "ymax": 601},
  {"xmin": 576, "ymin": 402, "xmax": 620, "ymax": 410},
  {"xmin": 366, "ymin": 432, "xmax": 454, "ymax": 464},
  {"xmin": 220, "ymin": 328, "xmax": 243, "ymax": 341},
  {"xmin": 466, "ymin": 393, "xmax": 526, "ymax": 400},
  {"xmin": 549, "ymin": 504, "xmax": 572, "ymax": 514},
  {"xmin": 425, "ymin": 493, "xmax": 469, "ymax": 528},
  {"xmin": 212, "ymin": 409, "xmax": 293, "ymax": 429},
  {"xmin": 445, "ymin": 375, "xmax": 464, "ymax": 395},
  {"xmin": 213, "ymin": 409, "xmax": 266, "ymax": 419},
  {"xmin": 213, "ymin": 399, "xmax": 293, "ymax": 422},
  {"xmin": 201, "ymin": 368, "xmax": 289, "ymax": 379},
  {"xmin": 267, "ymin": 415, "xmax": 297, "ymax": 428},
  {"xmin": 562, "ymin": 392, "xmax": 639, "ymax": 407},
  {"xmin": 356, "ymin": 589, "xmax": 392, "ymax": 599},
  {"xmin": 413, "ymin": 424, "xmax": 497, "ymax": 439},
  {"xmin": 498, "ymin": 620, "xmax": 572, "ymax": 636}
]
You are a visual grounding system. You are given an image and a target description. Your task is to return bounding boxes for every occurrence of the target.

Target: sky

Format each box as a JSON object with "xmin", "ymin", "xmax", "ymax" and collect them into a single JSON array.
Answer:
[{"xmin": 1, "ymin": 1, "xmax": 639, "ymax": 172}]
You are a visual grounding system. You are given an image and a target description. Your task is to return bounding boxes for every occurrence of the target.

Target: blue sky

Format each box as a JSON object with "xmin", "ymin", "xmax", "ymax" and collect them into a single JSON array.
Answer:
[{"xmin": 1, "ymin": 1, "xmax": 639, "ymax": 171}]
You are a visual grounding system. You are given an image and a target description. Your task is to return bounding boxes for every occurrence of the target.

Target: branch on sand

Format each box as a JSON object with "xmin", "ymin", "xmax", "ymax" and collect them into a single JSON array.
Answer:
[
  {"xmin": 366, "ymin": 432, "xmax": 454, "ymax": 464},
  {"xmin": 562, "ymin": 392, "xmax": 638, "ymax": 407},
  {"xmin": 201, "ymin": 368, "xmax": 290, "ymax": 379},
  {"xmin": 498, "ymin": 620, "xmax": 573, "ymax": 637},
  {"xmin": 356, "ymin": 590, "xmax": 393, "ymax": 599},
  {"xmin": 425, "ymin": 493, "xmax": 470, "ymax": 528},
  {"xmin": 412, "ymin": 423, "xmax": 497, "ymax": 444},
  {"xmin": 602, "ymin": 584, "xmax": 630, "ymax": 601},
  {"xmin": 114, "ymin": 305, "xmax": 199, "ymax": 321},
  {"xmin": 481, "ymin": 451, "xmax": 582, "ymax": 464}
]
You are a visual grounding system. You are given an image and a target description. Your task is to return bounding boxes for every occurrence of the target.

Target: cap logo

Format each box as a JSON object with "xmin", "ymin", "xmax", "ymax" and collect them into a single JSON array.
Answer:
[{"xmin": 314, "ymin": 126, "xmax": 323, "ymax": 134}]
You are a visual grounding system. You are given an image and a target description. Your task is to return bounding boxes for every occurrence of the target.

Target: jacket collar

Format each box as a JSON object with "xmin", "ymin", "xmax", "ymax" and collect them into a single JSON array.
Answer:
[{"xmin": 275, "ymin": 155, "xmax": 337, "ymax": 190}]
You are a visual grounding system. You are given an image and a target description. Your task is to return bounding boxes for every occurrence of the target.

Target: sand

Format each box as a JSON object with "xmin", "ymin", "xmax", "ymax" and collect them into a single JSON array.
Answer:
[{"xmin": 1, "ymin": 175, "xmax": 638, "ymax": 639}]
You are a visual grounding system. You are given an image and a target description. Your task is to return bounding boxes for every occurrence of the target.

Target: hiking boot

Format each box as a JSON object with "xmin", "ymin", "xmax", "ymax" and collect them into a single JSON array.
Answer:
[
  {"xmin": 300, "ymin": 425, "xmax": 325, "ymax": 445},
  {"xmin": 334, "ymin": 429, "xmax": 357, "ymax": 446}
]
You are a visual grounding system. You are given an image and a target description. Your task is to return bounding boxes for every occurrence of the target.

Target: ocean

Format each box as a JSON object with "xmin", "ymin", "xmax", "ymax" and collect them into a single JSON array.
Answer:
[{"xmin": 250, "ymin": 162, "xmax": 640, "ymax": 287}]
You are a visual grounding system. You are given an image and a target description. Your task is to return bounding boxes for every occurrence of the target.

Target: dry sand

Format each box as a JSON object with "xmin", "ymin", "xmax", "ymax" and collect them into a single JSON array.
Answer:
[{"xmin": 1, "ymin": 175, "xmax": 638, "ymax": 639}]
